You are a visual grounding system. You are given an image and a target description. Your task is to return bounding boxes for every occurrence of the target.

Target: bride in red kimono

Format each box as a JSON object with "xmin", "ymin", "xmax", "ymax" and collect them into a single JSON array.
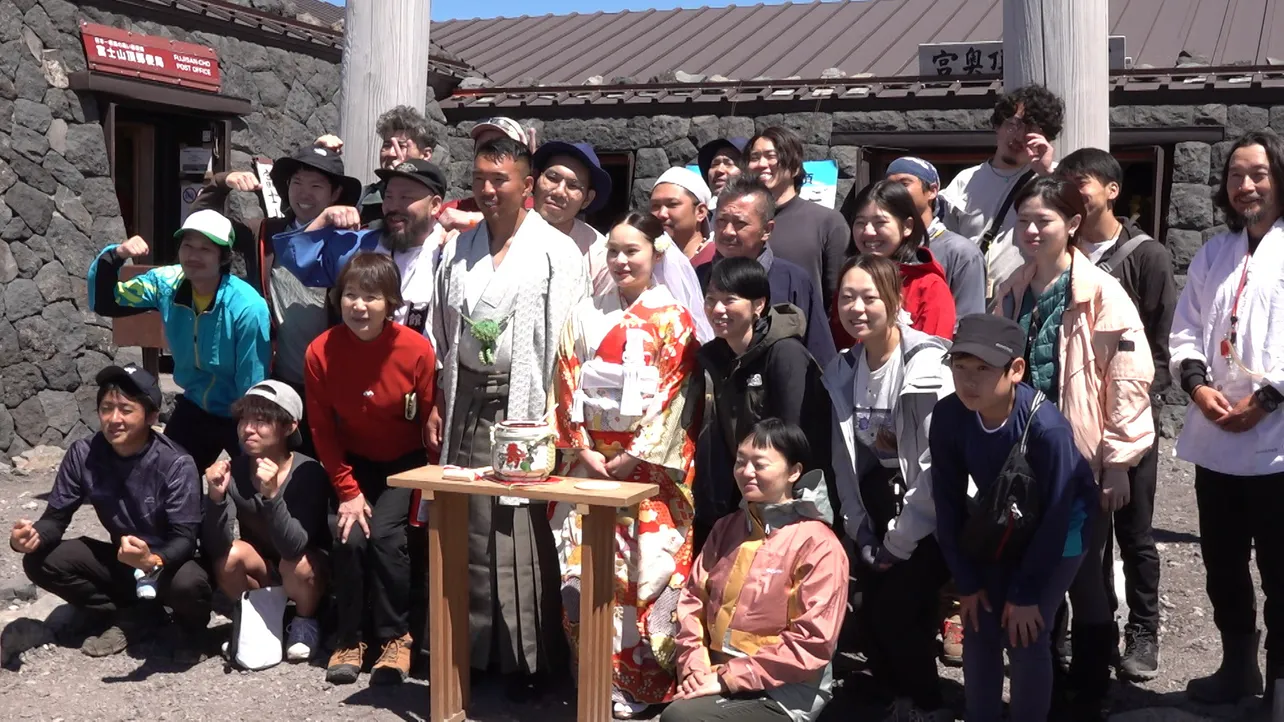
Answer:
[{"xmin": 551, "ymin": 212, "xmax": 707, "ymax": 719}]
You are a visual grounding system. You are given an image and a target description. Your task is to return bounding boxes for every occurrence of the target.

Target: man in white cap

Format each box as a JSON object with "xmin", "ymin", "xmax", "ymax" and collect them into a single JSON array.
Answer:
[
  {"xmin": 89, "ymin": 210, "xmax": 271, "ymax": 471},
  {"xmin": 438, "ymin": 117, "xmax": 536, "ymax": 233},
  {"xmin": 651, "ymin": 166, "xmax": 714, "ymax": 265},
  {"xmin": 203, "ymin": 380, "xmax": 331, "ymax": 663}
]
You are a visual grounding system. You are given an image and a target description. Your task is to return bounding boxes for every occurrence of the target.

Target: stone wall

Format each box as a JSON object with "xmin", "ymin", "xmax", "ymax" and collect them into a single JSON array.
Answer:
[
  {"xmin": 441, "ymin": 102, "xmax": 1284, "ymax": 437},
  {"xmin": 0, "ymin": 0, "xmax": 367, "ymax": 457}
]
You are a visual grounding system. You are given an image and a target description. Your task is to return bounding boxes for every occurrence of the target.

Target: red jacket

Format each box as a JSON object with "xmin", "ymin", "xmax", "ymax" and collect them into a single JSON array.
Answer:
[{"xmin": 831, "ymin": 249, "xmax": 957, "ymax": 348}]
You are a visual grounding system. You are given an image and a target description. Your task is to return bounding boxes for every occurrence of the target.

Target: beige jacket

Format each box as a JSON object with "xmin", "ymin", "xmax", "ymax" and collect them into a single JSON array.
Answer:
[{"xmin": 994, "ymin": 248, "xmax": 1155, "ymax": 473}]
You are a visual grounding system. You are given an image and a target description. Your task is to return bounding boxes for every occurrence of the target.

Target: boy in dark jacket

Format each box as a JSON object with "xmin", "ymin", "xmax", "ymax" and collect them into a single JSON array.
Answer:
[
  {"xmin": 1060, "ymin": 148, "xmax": 1176, "ymax": 679},
  {"xmin": 931, "ymin": 314, "xmax": 1099, "ymax": 722}
]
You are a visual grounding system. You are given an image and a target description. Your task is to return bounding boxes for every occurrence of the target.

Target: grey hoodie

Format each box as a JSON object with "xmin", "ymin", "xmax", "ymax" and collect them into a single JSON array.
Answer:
[{"xmin": 823, "ymin": 324, "xmax": 954, "ymax": 559}]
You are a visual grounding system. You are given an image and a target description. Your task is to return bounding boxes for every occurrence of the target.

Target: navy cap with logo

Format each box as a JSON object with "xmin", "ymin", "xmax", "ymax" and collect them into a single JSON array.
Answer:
[
  {"xmin": 375, "ymin": 158, "xmax": 448, "ymax": 197},
  {"xmin": 95, "ymin": 363, "xmax": 163, "ymax": 410},
  {"xmin": 950, "ymin": 314, "xmax": 1027, "ymax": 368}
]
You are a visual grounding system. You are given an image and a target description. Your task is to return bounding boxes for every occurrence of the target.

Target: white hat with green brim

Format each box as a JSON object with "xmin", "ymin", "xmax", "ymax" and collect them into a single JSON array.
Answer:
[{"xmin": 174, "ymin": 209, "xmax": 234, "ymax": 247}]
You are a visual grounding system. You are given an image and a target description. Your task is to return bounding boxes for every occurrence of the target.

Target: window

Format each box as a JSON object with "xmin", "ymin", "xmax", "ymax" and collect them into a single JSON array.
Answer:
[{"xmin": 584, "ymin": 152, "xmax": 634, "ymax": 233}]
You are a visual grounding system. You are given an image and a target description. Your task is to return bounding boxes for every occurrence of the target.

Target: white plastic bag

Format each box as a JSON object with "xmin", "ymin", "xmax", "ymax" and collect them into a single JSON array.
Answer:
[{"xmin": 229, "ymin": 586, "xmax": 286, "ymax": 670}]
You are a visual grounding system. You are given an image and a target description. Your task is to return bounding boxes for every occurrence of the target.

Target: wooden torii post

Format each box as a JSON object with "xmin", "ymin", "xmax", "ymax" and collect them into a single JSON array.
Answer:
[
  {"xmin": 1003, "ymin": 0, "xmax": 1111, "ymax": 156},
  {"xmin": 338, "ymin": 0, "xmax": 432, "ymax": 186}
]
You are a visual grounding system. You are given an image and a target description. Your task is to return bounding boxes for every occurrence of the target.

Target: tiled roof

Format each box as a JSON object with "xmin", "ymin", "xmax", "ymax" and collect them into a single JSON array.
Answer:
[{"xmin": 430, "ymin": 0, "xmax": 1284, "ymax": 86}]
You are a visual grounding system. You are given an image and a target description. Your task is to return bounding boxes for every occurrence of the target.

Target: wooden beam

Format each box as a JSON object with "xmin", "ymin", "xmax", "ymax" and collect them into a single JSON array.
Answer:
[
  {"xmin": 339, "ymin": 0, "xmax": 432, "ymax": 187},
  {"xmin": 1003, "ymin": 0, "xmax": 1110, "ymax": 154}
]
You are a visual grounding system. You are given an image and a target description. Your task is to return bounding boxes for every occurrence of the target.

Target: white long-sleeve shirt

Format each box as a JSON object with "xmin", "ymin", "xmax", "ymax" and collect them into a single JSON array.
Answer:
[{"xmin": 1169, "ymin": 220, "xmax": 1284, "ymax": 476}]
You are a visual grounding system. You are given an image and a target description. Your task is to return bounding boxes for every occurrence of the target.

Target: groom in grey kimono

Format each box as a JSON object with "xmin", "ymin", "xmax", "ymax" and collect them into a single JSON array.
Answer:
[{"xmin": 429, "ymin": 136, "xmax": 587, "ymax": 690}]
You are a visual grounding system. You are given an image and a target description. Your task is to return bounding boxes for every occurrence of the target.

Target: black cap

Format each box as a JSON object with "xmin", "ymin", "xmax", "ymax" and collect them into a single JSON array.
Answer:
[
  {"xmin": 95, "ymin": 363, "xmax": 163, "ymax": 410},
  {"xmin": 375, "ymin": 159, "xmax": 448, "ymax": 197},
  {"xmin": 950, "ymin": 314, "xmax": 1027, "ymax": 367},
  {"xmin": 270, "ymin": 145, "xmax": 363, "ymax": 207}
]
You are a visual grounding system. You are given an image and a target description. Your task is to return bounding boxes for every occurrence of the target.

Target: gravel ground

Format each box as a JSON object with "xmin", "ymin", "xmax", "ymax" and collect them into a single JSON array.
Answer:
[{"xmin": 0, "ymin": 440, "xmax": 1267, "ymax": 721}]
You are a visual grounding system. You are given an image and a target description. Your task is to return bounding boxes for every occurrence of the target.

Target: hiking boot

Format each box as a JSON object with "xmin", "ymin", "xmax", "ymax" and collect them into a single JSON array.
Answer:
[
  {"xmin": 369, "ymin": 633, "xmax": 412, "ymax": 685},
  {"xmin": 1186, "ymin": 631, "xmax": 1264, "ymax": 704},
  {"xmin": 80, "ymin": 607, "xmax": 151, "ymax": 657},
  {"xmin": 285, "ymin": 617, "xmax": 321, "ymax": 662},
  {"xmin": 1119, "ymin": 626, "xmax": 1160, "ymax": 682},
  {"xmin": 326, "ymin": 642, "xmax": 367, "ymax": 685},
  {"xmin": 941, "ymin": 615, "xmax": 964, "ymax": 667}
]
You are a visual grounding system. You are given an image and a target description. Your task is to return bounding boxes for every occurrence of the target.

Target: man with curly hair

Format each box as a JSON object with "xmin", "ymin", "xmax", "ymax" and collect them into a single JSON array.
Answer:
[
  {"xmin": 939, "ymin": 85, "xmax": 1063, "ymax": 296},
  {"xmin": 315, "ymin": 105, "xmax": 439, "ymax": 225}
]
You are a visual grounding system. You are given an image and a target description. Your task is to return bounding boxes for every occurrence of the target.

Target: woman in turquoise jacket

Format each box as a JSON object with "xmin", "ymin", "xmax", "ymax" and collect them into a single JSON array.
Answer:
[{"xmin": 89, "ymin": 209, "xmax": 271, "ymax": 470}]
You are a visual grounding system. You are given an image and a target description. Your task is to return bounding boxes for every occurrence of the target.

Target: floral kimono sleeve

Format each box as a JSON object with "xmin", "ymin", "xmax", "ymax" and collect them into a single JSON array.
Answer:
[
  {"xmin": 626, "ymin": 306, "xmax": 698, "ymax": 470},
  {"xmin": 553, "ymin": 311, "xmax": 594, "ymax": 450}
]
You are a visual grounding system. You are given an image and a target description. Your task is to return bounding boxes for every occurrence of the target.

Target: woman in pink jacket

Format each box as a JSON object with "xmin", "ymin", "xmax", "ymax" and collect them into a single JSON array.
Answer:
[
  {"xmin": 663, "ymin": 419, "xmax": 849, "ymax": 722},
  {"xmin": 993, "ymin": 176, "xmax": 1155, "ymax": 721}
]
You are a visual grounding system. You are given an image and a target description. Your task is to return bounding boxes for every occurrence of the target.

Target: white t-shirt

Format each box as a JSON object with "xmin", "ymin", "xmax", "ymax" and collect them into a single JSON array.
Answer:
[
  {"xmin": 940, "ymin": 161, "xmax": 1035, "ymax": 291},
  {"xmin": 853, "ymin": 349, "xmax": 904, "ymax": 469},
  {"xmin": 1078, "ymin": 226, "xmax": 1123, "ymax": 265}
]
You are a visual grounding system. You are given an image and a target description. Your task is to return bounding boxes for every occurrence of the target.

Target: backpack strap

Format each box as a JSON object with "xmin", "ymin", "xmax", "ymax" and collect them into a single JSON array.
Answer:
[
  {"xmin": 979, "ymin": 169, "xmax": 1037, "ymax": 256},
  {"xmin": 1096, "ymin": 233, "xmax": 1152, "ymax": 276},
  {"xmin": 1018, "ymin": 390, "xmax": 1046, "ymax": 454}
]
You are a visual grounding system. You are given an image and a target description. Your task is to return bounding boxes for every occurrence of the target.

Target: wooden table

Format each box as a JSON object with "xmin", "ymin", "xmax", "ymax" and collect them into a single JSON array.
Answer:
[{"xmin": 389, "ymin": 466, "xmax": 659, "ymax": 722}]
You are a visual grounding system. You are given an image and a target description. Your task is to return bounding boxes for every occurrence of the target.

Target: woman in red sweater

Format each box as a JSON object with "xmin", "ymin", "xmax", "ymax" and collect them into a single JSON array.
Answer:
[
  {"xmin": 832, "ymin": 180, "xmax": 956, "ymax": 347},
  {"xmin": 303, "ymin": 252, "xmax": 436, "ymax": 687}
]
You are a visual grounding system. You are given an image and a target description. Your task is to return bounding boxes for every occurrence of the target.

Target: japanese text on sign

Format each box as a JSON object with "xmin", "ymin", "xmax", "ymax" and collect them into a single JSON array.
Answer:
[
  {"xmin": 79, "ymin": 22, "xmax": 222, "ymax": 93},
  {"xmin": 917, "ymin": 37, "xmax": 1129, "ymax": 77}
]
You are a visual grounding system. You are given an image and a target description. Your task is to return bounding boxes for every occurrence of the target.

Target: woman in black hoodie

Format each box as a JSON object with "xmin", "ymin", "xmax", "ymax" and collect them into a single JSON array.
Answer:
[{"xmin": 691, "ymin": 257, "xmax": 833, "ymax": 552}]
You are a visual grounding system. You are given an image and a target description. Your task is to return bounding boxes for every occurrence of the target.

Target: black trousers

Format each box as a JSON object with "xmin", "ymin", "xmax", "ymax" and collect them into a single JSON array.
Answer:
[
  {"xmin": 659, "ymin": 693, "xmax": 791, "ymax": 722},
  {"xmin": 23, "ymin": 536, "xmax": 212, "ymax": 631},
  {"xmin": 1105, "ymin": 438, "xmax": 1161, "ymax": 634},
  {"xmin": 1195, "ymin": 466, "xmax": 1284, "ymax": 666},
  {"xmin": 861, "ymin": 536, "xmax": 950, "ymax": 709},
  {"xmin": 165, "ymin": 395, "xmax": 241, "ymax": 473},
  {"xmin": 332, "ymin": 450, "xmax": 426, "ymax": 645}
]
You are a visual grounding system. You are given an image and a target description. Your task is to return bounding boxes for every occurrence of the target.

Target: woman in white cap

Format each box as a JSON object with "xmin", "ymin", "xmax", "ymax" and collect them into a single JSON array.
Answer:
[
  {"xmin": 202, "ymin": 380, "xmax": 332, "ymax": 663},
  {"xmin": 88, "ymin": 209, "xmax": 271, "ymax": 471}
]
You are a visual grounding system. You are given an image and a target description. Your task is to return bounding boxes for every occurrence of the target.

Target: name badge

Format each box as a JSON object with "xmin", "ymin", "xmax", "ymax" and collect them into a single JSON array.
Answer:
[
  {"xmin": 747, "ymin": 374, "xmax": 763, "ymax": 388},
  {"xmin": 405, "ymin": 392, "xmax": 418, "ymax": 421}
]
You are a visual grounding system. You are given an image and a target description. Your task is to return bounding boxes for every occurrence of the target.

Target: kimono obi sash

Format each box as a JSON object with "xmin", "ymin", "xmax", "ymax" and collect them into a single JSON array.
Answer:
[{"xmin": 571, "ymin": 328, "xmax": 660, "ymax": 424}]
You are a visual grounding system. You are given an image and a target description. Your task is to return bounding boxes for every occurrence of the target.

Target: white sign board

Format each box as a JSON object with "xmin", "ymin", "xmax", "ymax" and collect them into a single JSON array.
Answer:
[
  {"xmin": 918, "ymin": 36, "xmax": 1128, "ymax": 77},
  {"xmin": 179, "ymin": 146, "xmax": 212, "ymax": 176},
  {"xmin": 254, "ymin": 158, "xmax": 285, "ymax": 219}
]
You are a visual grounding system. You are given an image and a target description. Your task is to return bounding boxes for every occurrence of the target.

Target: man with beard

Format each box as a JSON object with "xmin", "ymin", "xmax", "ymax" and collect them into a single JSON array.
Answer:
[
  {"xmin": 651, "ymin": 166, "xmax": 714, "ymax": 265},
  {"xmin": 745, "ymin": 126, "xmax": 850, "ymax": 308},
  {"xmin": 189, "ymin": 146, "xmax": 363, "ymax": 456},
  {"xmin": 531, "ymin": 141, "xmax": 614, "ymax": 294},
  {"xmin": 427, "ymin": 136, "xmax": 586, "ymax": 697},
  {"xmin": 938, "ymin": 85, "xmax": 1061, "ymax": 297},
  {"xmin": 273, "ymin": 159, "xmax": 448, "ymax": 338},
  {"xmin": 315, "ymin": 105, "xmax": 437, "ymax": 225},
  {"xmin": 697, "ymin": 137, "xmax": 747, "ymax": 212},
  {"xmin": 1170, "ymin": 130, "xmax": 1284, "ymax": 717},
  {"xmin": 696, "ymin": 177, "xmax": 836, "ymax": 366}
]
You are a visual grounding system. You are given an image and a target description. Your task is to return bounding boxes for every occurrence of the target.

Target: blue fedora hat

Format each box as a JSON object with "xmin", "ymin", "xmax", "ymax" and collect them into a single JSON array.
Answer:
[{"xmin": 532, "ymin": 141, "xmax": 613, "ymax": 214}]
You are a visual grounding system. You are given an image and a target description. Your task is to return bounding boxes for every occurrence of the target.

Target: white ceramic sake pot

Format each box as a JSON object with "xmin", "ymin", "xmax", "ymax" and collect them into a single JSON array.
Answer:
[{"xmin": 489, "ymin": 420, "xmax": 557, "ymax": 482}]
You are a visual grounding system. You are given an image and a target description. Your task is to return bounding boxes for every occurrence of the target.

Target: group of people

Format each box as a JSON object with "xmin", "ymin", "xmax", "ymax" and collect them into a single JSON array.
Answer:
[{"xmin": 8, "ymin": 85, "xmax": 1284, "ymax": 722}]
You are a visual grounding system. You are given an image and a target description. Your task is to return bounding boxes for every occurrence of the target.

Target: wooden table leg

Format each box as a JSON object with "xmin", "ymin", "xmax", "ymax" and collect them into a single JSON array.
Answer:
[
  {"xmin": 429, "ymin": 491, "xmax": 470, "ymax": 722},
  {"xmin": 577, "ymin": 504, "xmax": 616, "ymax": 722}
]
